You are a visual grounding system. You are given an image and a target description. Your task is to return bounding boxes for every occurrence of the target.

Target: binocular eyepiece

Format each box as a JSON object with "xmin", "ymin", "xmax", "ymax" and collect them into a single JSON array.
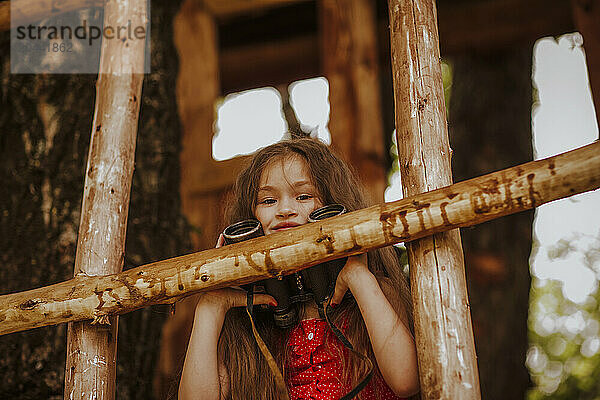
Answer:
[
  {"xmin": 221, "ymin": 204, "xmax": 347, "ymax": 328},
  {"xmin": 222, "ymin": 219, "xmax": 264, "ymax": 244}
]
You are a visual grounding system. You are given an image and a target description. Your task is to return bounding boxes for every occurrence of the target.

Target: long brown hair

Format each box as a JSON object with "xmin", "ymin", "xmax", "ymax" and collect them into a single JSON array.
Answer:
[{"xmin": 218, "ymin": 137, "xmax": 413, "ymax": 399}]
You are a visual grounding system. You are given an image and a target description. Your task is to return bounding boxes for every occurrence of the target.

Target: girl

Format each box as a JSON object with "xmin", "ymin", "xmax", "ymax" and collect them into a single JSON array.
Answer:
[{"xmin": 179, "ymin": 138, "xmax": 419, "ymax": 400}]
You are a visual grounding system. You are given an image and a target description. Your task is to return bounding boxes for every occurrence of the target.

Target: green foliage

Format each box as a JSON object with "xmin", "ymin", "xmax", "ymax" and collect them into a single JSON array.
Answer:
[
  {"xmin": 441, "ymin": 59, "xmax": 453, "ymax": 112},
  {"xmin": 527, "ymin": 234, "xmax": 600, "ymax": 399}
]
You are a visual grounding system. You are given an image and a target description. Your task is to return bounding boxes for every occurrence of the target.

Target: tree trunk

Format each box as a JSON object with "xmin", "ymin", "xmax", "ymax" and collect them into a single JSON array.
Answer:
[
  {"xmin": 0, "ymin": 1, "xmax": 190, "ymax": 398},
  {"xmin": 448, "ymin": 46, "xmax": 534, "ymax": 400}
]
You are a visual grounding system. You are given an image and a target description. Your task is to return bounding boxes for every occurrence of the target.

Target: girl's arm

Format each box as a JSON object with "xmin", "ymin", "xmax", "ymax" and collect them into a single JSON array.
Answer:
[
  {"xmin": 179, "ymin": 289, "xmax": 276, "ymax": 400},
  {"xmin": 179, "ymin": 293, "xmax": 229, "ymax": 400},
  {"xmin": 330, "ymin": 254, "xmax": 420, "ymax": 397},
  {"xmin": 179, "ymin": 235, "xmax": 276, "ymax": 400}
]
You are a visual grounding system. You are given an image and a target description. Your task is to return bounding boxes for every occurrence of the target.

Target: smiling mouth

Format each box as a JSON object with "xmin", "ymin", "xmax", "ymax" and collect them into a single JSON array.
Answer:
[{"xmin": 272, "ymin": 223, "xmax": 300, "ymax": 231}]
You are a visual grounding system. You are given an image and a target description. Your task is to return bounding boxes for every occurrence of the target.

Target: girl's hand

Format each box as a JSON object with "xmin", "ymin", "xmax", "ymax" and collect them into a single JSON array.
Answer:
[
  {"xmin": 195, "ymin": 287, "xmax": 277, "ymax": 315},
  {"xmin": 330, "ymin": 253, "xmax": 419, "ymax": 396},
  {"xmin": 330, "ymin": 254, "xmax": 372, "ymax": 307},
  {"xmin": 216, "ymin": 233, "xmax": 225, "ymax": 248},
  {"xmin": 195, "ymin": 233, "xmax": 277, "ymax": 314}
]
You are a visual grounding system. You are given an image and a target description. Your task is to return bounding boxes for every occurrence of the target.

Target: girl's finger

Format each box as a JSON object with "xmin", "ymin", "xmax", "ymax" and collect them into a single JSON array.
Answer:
[
  {"xmin": 252, "ymin": 293, "xmax": 278, "ymax": 307},
  {"xmin": 216, "ymin": 233, "xmax": 225, "ymax": 248},
  {"xmin": 228, "ymin": 290, "xmax": 277, "ymax": 309},
  {"xmin": 330, "ymin": 278, "xmax": 348, "ymax": 307}
]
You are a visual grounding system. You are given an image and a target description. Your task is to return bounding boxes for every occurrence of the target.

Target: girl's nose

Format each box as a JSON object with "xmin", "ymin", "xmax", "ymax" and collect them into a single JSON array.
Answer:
[{"xmin": 276, "ymin": 199, "xmax": 297, "ymax": 218}]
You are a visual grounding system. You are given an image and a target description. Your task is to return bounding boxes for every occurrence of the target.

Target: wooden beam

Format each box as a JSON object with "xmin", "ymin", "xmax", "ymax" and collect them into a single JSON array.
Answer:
[
  {"xmin": 572, "ymin": 0, "xmax": 600, "ymax": 127},
  {"xmin": 185, "ymin": 156, "xmax": 250, "ymax": 196},
  {"xmin": 388, "ymin": 0, "xmax": 480, "ymax": 398},
  {"xmin": 63, "ymin": 1, "xmax": 146, "ymax": 399},
  {"xmin": 1, "ymin": 0, "xmax": 575, "ymax": 93},
  {"xmin": 0, "ymin": 1, "xmax": 9, "ymax": 32},
  {"xmin": 220, "ymin": 34, "xmax": 319, "ymax": 94},
  {"xmin": 1, "ymin": 0, "xmax": 575, "ymax": 47},
  {"xmin": 203, "ymin": 0, "xmax": 307, "ymax": 19},
  {"xmin": 0, "ymin": 0, "xmax": 308, "ymax": 32},
  {"xmin": 219, "ymin": 0, "xmax": 575, "ymax": 93},
  {"xmin": 173, "ymin": 0, "xmax": 256, "ymax": 246},
  {"xmin": 437, "ymin": 0, "xmax": 574, "ymax": 53},
  {"xmin": 320, "ymin": 0, "xmax": 387, "ymax": 204},
  {"xmin": 1, "ymin": 141, "xmax": 599, "ymax": 336},
  {"xmin": 156, "ymin": 7, "xmax": 228, "ymax": 396},
  {"xmin": 0, "ymin": 0, "xmax": 103, "ymax": 32}
]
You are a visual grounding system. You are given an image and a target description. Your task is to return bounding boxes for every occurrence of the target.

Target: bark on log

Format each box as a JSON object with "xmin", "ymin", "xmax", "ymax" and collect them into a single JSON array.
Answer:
[
  {"xmin": 62, "ymin": 1, "xmax": 146, "ymax": 399},
  {"xmin": 0, "ymin": 141, "xmax": 598, "ymax": 337},
  {"xmin": 572, "ymin": 0, "xmax": 600, "ymax": 126},
  {"xmin": 387, "ymin": 0, "xmax": 480, "ymax": 398}
]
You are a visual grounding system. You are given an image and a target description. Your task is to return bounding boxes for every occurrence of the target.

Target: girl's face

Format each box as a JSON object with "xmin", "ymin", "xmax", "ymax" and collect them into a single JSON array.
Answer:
[{"xmin": 254, "ymin": 155, "xmax": 323, "ymax": 235}]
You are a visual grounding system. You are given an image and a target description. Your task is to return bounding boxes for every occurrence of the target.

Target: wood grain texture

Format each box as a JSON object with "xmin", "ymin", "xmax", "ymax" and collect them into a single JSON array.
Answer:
[
  {"xmin": 203, "ymin": 0, "xmax": 305, "ymax": 19},
  {"xmin": 174, "ymin": 0, "xmax": 248, "ymax": 247},
  {"xmin": 320, "ymin": 0, "xmax": 387, "ymax": 204},
  {"xmin": 0, "ymin": 141, "xmax": 598, "ymax": 337},
  {"xmin": 62, "ymin": 1, "xmax": 146, "ymax": 399},
  {"xmin": 387, "ymin": 0, "xmax": 480, "ymax": 398}
]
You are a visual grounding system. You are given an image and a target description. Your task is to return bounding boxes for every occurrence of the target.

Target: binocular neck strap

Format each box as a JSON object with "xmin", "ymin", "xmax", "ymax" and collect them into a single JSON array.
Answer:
[
  {"xmin": 245, "ymin": 287, "xmax": 373, "ymax": 400},
  {"xmin": 324, "ymin": 297, "xmax": 374, "ymax": 400},
  {"xmin": 246, "ymin": 287, "xmax": 290, "ymax": 400}
]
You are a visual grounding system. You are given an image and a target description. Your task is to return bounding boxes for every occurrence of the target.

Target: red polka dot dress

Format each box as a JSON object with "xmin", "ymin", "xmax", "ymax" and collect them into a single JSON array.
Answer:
[{"xmin": 286, "ymin": 318, "xmax": 406, "ymax": 400}]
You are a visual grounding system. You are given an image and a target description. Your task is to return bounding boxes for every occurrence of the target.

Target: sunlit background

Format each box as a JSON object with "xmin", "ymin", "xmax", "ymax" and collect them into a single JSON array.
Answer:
[{"xmin": 211, "ymin": 33, "xmax": 599, "ymax": 398}]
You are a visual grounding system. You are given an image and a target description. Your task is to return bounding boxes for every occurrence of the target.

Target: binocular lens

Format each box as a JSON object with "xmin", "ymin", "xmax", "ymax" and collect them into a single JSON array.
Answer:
[
  {"xmin": 221, "ymin": 204, "xmax": 348, "ymax": 326},
  {"xmin": 222, "ymin": 219, "xmax": 263, "ymax": 245},
  {"xmin": 308, "ymin": 204, "xmax": 346, "ymax": 222},
  {"xmin": 222, "ymin": 218, "xmax": 299, "ymax": 328},
  {"xmin": 305, "ymin": 204, "xmax": 347, "ymax": 317}
]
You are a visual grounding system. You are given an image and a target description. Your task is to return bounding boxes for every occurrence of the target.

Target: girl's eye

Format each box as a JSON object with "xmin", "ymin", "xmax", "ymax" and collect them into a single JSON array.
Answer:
[
  {"xmin": 259, "ymin": 198, "xmax": 276, "ymax": 205},
  {"xmin": 297, "ymin": 194, "xmax": 312, "ymax": 201}
]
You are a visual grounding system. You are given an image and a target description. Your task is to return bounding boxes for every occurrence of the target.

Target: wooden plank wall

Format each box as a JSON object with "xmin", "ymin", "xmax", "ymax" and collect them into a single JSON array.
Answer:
[
  {"xmin": 155, "ymin": 1, "xmax": 238, "ymax": 396},
  {"xmin": 320, "ymin": 0, "xmax": 387, "ymax": 205}
]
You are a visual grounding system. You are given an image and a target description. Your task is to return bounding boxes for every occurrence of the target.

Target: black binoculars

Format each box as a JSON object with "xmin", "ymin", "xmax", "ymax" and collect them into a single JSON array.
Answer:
[{"xmin": 222, "ymin": 204, "xmax": 348, "ymax": 328}]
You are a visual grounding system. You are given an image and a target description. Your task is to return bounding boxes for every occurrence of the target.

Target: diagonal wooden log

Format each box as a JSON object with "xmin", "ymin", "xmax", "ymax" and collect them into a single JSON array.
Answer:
[
  {"xmin": 0, "ymin": 141, "xmax": 598, "ymax": 337},
  {"xmin": 62, "ymin": 1, "xmax": 146, "ymax": 399}
]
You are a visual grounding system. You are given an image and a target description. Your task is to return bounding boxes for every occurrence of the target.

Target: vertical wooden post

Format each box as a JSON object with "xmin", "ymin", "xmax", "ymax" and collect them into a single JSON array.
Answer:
[
  {"xmin": 572, "ymin": 0, "xmax": 600, "ymax": 126},
  {"xmin": 155, "ymin": 1, "xmax": 223, "ymax": 396},
  {"xmin": 387, "ymin": 1, "xmax": 481, "ymax": 398},
  {"xmin": 320, "ymin": 0, "xmax": 387, "ymax": 204},
  {"xmin": 176, "ymin": 0, "xmax": 223, "ymax": 251},
  {"xmin": 63, "ymin": 1, "xmax": 146, "ymax": 399}
]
